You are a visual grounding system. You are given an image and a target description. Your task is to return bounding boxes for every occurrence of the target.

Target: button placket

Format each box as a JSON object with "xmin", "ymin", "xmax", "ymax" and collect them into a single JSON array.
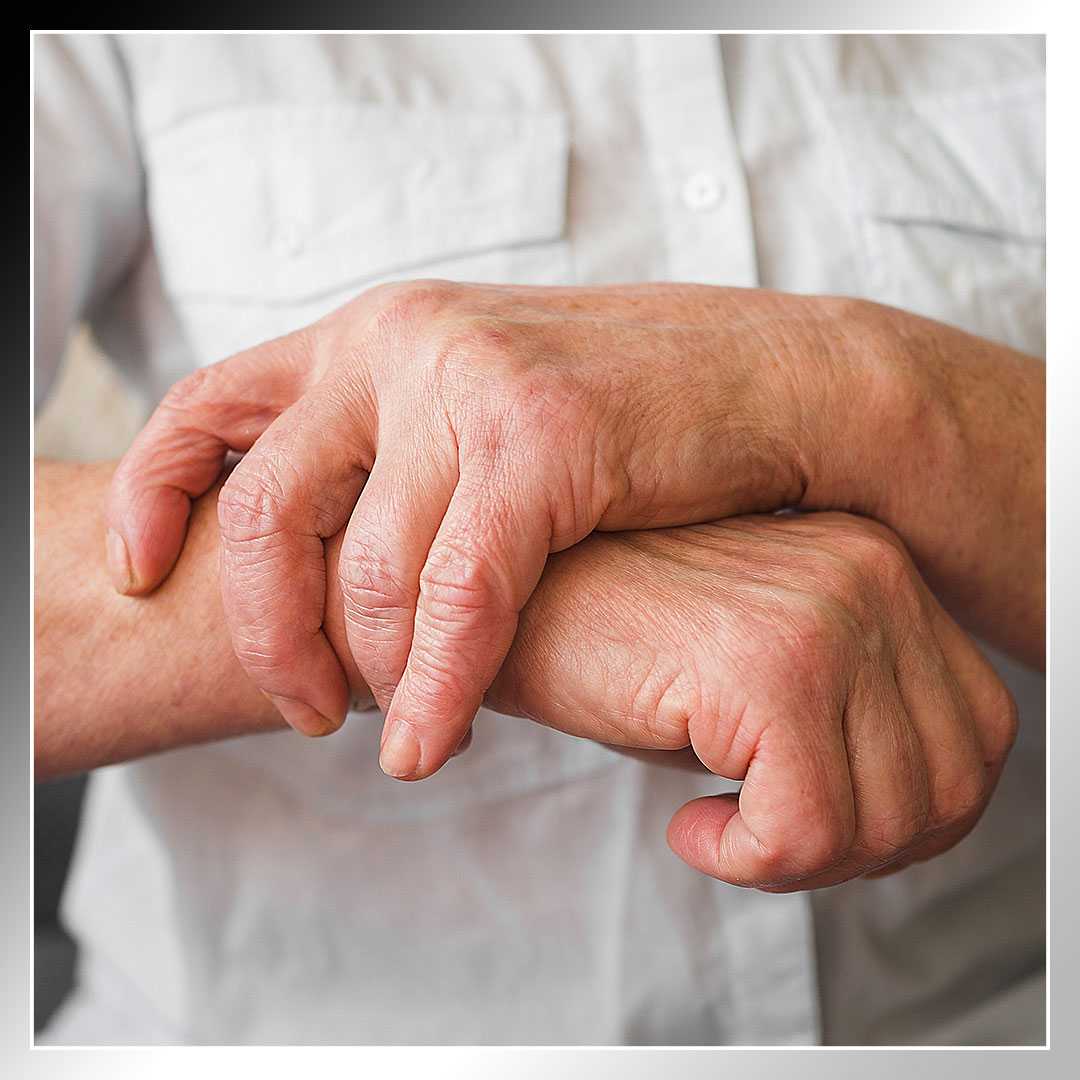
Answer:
[{"xmin": 633, "ymin": 37, "xmax": 759, "ymax": 287}]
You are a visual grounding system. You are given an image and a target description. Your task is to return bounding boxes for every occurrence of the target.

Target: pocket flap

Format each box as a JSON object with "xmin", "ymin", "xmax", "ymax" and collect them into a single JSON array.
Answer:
[
  {"xmin": 145, "ymin": 104, "xmax": 571, "ymax": 303},
  {"xmin": 830, "ymin": 76, "xmax": 1044, "ymax": 242}
]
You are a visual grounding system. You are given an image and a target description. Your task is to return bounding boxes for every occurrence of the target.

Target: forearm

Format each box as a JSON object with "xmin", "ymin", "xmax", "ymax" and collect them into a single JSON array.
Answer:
[
  {"xmin": 800, "ymin": 300, "xmax": 1045, "ymax": 669},
  {"xmin": 34, "ymin": 460, "xmax": 364, "ymax": 778},
  {"xmin": 34, "ymin": 459, "xmax": 663, "ymax": 778}
]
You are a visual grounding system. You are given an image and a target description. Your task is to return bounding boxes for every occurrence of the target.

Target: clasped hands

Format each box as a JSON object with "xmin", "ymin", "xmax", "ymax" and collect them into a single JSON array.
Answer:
[{"xmin": 104, "ymin": 281, "xmax": 1017, "ymax": 890}]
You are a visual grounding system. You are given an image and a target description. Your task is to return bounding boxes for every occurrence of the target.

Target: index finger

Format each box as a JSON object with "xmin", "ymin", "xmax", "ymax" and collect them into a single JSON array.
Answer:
[{"xmin": 216, "ymin": 381, "xmax": 377, "ymax": 737}]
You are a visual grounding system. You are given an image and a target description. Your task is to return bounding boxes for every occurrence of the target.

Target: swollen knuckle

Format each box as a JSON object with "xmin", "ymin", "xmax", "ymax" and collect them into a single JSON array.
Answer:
[
  {"xmin": 340, "ymin": 563, "xmax": 409, "ymax": 629},
  {"xmin": 421, "ymin": 320, "xmax": 593, "ymax": 468},
  {"xmin": 338, "ymin": 529, "xmax": 403, "ymax": 604},
  {"xmin": 418, "ymin": 550, "xmax": 494, "ymax": 626},
  {"xmin": 368, "ymin": 279, "xmax": 459, "ymax": 335},
  {"xmin": 451, "ymin": 317, "xmax": 519, "ymax": 367},
  {"xmin": 218, "ymin": 468, "xmax": 292, "ymax": 545},
  {"xmin": 795, "ymin": 781, "xmax": 857, "ymax": 872},
  {"xmin": 424, "ymin": 318, "xmax": 523, "ymax": 400}
]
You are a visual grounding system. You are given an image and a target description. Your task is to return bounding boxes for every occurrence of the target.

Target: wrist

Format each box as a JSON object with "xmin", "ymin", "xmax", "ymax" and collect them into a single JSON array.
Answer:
[{"xmin": 795, "ymin": 296, "xmax": 952, "ymax": 523}]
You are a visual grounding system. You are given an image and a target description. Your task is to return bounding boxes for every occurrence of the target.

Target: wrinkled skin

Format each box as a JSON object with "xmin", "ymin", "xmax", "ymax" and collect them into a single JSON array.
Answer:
[
  {"xmin": 482, "ymin": 513, "xmax": 1018, "ymax": 890},
  {"xmin": 45, "ymin": 453, "xmax": 1017, "ymax": 889},
  {"xmin": 105, "ymin": 280, "xmax": 884, "ymax": 778}
]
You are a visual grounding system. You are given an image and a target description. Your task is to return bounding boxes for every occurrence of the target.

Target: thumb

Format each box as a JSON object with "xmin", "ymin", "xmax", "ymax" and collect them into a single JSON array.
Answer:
[{"xmin": 104, "ymin": 330, "xmax": 314, "ymax": 595}]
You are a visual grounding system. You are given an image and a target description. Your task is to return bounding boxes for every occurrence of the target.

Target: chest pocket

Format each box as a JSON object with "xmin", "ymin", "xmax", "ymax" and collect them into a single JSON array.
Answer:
[
  {"xmin": 829, "ymin": 75, "xmax": 1045, "ymax": 356},
  {"xmin": 142, "ymin": 103, "xmax": 573, "ymax": 319}
]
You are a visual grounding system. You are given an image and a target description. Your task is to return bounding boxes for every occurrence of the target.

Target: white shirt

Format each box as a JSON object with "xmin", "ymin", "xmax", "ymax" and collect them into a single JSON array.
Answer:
[{"xmin": 34, "ymin": 32, "xmax": 1046, "ymax": 1045}]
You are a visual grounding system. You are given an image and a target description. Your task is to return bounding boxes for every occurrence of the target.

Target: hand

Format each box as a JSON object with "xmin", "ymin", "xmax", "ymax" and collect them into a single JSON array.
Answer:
[
  {"xmin": 483, "ymin": 512, "xmax": 1018, "ymax": 889},
  {"xmin": 106, "ymin": 281, "xmax": 880, "ymax": 778},
  {"xmin": 78, "ymin": 439, "xmax": 1015, "ymax": 888}
]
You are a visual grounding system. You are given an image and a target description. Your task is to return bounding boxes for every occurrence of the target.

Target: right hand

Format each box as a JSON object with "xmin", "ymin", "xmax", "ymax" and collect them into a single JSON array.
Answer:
[{"xmin": 470, "ymin": 512, "xmax": 1016, "ymax": 890}]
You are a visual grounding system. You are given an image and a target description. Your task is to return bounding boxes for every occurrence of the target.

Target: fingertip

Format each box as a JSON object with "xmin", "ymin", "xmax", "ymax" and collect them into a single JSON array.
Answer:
[
  {"xmin": 107, "ymin": 484, "xmax": 194, "ymax": 596},
  {"xmin": 666, "ymin": 794, "xmax": 741, "ymax": 877},
  {"xmin": 381, "ymin": 653, "xmax": 486, "ymax": 781},
  {"xmin": 378, "ymin": 718, "xmax": 423, "ymax": 780},
  {"xmin": 269, "ymin": 693, "xmax": 346, "ymax": 738},
  {"xmin": 105, "ymin": 528, "xmax": 137, "ymax": 594},
  {"xmin": 113, "ymin": 536, "xmax": 181, "ymax": 597}
]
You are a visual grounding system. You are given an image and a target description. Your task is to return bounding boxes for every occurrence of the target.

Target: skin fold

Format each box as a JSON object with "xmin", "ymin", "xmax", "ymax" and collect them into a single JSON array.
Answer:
[
  {"xmin": 103, "ymin": 283, "xmax": 1044, "ymax": 784},
  {"xmin": 37, "ymin": 460, "xmax": 1016, "ymax": 891}
]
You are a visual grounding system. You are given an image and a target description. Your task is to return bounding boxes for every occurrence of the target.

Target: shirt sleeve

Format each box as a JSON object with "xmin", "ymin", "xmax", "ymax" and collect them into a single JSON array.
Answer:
[{"xmin": 34, "ymin": 34, "xmax": 146, "ymax": 412}]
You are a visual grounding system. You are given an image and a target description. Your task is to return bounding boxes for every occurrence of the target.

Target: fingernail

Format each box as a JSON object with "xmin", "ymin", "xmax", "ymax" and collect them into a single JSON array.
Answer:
[
  {"xmin": 379, "ymin": 721, "xmax": 421, "ymax": 780},
  {"xmin": 270, "ymin": 694, "xmax": 341, "ymax": 738},
  {"xmin": 106, "ymin": 529, "xmax": 135, "ymax": 593}
]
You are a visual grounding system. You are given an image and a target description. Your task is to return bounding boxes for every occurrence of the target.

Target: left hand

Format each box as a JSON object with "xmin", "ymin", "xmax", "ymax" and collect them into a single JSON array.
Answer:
[{"xmin": 106, "ymin": 281, "xmax": 876, "ymax": 779}]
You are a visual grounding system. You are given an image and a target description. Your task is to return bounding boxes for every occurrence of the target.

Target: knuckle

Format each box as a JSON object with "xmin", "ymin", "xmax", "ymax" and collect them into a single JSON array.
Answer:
[
  {"xmin": 418, "ymin": 545, "xmax": 498, "ymax": 627},
  {"xmin": 860, "ymin": 808, "xmax": 925, "ymax": 860},
  {"xmin": 821, "ymin": 564, "xmax": 868, "ymax": 616},
  {"xmin": 851, "ymin": 529, "xmax": 914, "ymax": 605},
  {"xmin": 217, "ymin": 463, "xmax": 294, "ymax": 546},
  {"xmin": 755, "ymin": 809, "xmax": 852, "ymax": 882},
  {"xmin": 687, "ymin": 698, "xmax": 752, "ymax": 773},
  {"xmin": 828, "ymin": 523, "xmax": 912, "ymax": 610},
  {"xmin": 412, "ymin": 317, "xmax": 596, "ymax": 477},
  {"xmin": 781, "ymin": 535, "xmax": 915, "ymax": 675},
  {"xmin": 219, "ymin": 450, "xmax": 344, "ymax": 544},
  {"xmin": 773, "ymin": 595, "xmax": 850, "ymax": 682},
  {"xmin": 338, "ymin": 537, "xmax": 393, "ymax": 596},
  {"xmin": 424, "ymin": 318, "xmax": 525, "ymax": 401},
  {"xmin": 629, "ymin": 662, "xmax": 695, "ymax": 750},
  {"xmin": 427, "ymin": 319, "xmax": 576, "ymax": 412},
  {"xmin": 445, "ymin": 317, "xmax": 519, "ymax": 366},
  {"xmin": 367, "ymin": 279, "xmax": 460, "ymax": 334},
  {"xmin": 106, "ymin": 458, "xmax": 141, "ymax": 506},
  {"xmin": 747, "ymin": 838, "xmax": 791, "ymax": 882},
  {"xmin": 797, "ymin": 813, "xmax": 853, "ymax": 874},
  {"xmin": 339, "ymin": 537, "xmax": 410, "ymax": 622},
  {"xmin": 934, "ymin": 769, "xmax": 989, "ymax": 828}
]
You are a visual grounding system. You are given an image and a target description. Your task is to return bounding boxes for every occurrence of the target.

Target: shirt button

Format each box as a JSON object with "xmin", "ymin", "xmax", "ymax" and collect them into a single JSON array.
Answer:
[{"xmin": 681, "ymin": 171, "xmax": 725, "ymax": 212}]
